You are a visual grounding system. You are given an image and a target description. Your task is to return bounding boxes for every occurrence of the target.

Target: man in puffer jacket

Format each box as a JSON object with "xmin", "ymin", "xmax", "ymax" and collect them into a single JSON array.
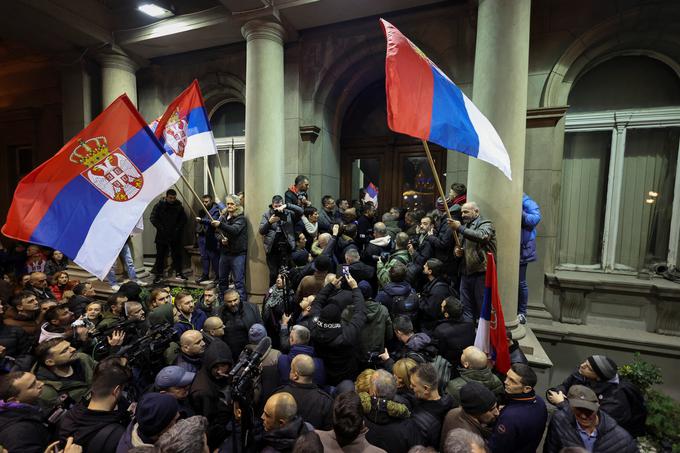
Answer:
[
  {"xmin": 518, "ymin": 193, "xmax": 541, "ymax": 324},
  {"xmin": 310, "ymin": 274, "xmax": 366, "ymax": 386},
  {"xmin": 446, "ymin": 346, "xmax": 504, "ymax": 405},
  {"xmin": 544, "ymin": 385, "xmax": 638, "ymax": 453}
]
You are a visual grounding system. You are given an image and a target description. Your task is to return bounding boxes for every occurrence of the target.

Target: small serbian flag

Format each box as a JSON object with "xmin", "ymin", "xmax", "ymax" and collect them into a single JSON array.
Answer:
[
  {"xmin": 364, "ymin": 182, "xmax": 379, "ymax": 207},
  {"xmin": 474, "ymin": 252, "xmax": 512, "ymax": 374},
  {"xmin": 152, "ymin": 79, "xmax": 217, "ymax": 168},
  {"xmin": 2, "ymin": 95, "xmax": 181, "ymax": 279},
  {"xmin": 380, "ymin": 19, "xmax": 511, "ymax": 180}
]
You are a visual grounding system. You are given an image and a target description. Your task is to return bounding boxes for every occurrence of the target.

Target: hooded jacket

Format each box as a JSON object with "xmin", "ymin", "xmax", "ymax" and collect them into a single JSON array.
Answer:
[
  {"xmin": 0, "ymin": 401, "xmax": 50, "ymax": 453},
  {"xmin": 375, "ymin": 281, "xmax": 415, "ymax": 316},
  {"xmin": 362, "ymin": 235, "xmax": 393, "ymax": 267},
  {"xmin": 419, "ymin": 277, "xmax": 452, "ymax": 334},
  {"xmin": 446, "ymin": 366, "xmax": 504, "ymax": 405},
  {"xmin": 310, "ymin": 283, "xmax": 366, "ymax": 386},
  {"xmin": 543, "ymin": 406, "xmax": 638, "ymax": 453},
  {"xmin": 520, "ymin": 194, "xmax": 541, "ymax": 264},
  {"xmin": 360, "ymin": 393, "xmax": 422, "ymax": 453},
  {"xmin": 341, "ymin": 298, "xmax": 392, "ymax": 360},
  {"xmin": 58, "ymin": 402, "xmax": 127, "ymax": 453}
]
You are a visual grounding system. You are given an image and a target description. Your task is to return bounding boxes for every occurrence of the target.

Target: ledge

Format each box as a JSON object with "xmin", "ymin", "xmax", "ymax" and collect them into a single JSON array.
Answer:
[{"xmin": 545, "ymin": 270, "xmax": 680, "ymax": 300}]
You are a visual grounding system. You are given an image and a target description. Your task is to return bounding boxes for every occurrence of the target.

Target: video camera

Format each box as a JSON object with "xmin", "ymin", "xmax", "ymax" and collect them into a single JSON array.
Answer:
[
  {"xmin": 89, "ymin": 318, "xmax": 139, "ymax": 340},
  {"xmin": 223, "ymin": 336, "xmax": 271, "ymax": 402},
  {"xmin": 117, "ymin": 322, "xmax": 176, "ymax": 369}
]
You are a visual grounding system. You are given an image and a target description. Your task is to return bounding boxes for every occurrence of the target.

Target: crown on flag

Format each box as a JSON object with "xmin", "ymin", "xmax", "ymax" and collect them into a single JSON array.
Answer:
[
  {"xmin": 70, "ymin": 136, "xmax": 110, "ymax": 168},
  {"xmin": 167, "ymin": 108, "xmax": 182, "ymax": 126}
]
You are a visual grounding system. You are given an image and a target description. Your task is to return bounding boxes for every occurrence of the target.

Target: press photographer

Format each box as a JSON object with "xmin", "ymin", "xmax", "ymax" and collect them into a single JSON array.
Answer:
[{"xmin": 259, "ymin": 194, "xmax": 303, "ymax": 286}]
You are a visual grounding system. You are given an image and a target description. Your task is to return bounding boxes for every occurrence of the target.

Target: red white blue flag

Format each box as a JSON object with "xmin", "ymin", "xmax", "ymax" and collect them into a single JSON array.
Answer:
[
  {"xmin": 474, "ymin": 252, "xmax": 512, "ymax": 374},
  {"xmin": 2, "ymin": 95, "xmax": 181, "ymax": 279},
  {"xmin": 364, "ymin": 182, "xmax": 379, "ymax": 207},
  {"xmin": 151, "ymin": 79, "xmax": 217, "ymax": 168},
  {"xmin": 380, "ymin": 19, "xmax": 511, "ymax": 180}
]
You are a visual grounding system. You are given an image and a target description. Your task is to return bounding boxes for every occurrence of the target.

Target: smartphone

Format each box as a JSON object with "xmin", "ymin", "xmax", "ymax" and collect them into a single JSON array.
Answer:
[{"xmin": 342, "ymin": 266, "xmax": 350, "ymax": 278}]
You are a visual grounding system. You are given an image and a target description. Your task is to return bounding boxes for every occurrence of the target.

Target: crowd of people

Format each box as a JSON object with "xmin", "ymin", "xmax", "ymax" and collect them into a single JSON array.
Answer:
[{"xmin": 0, "ymin": 175, "xmax": 646, "ymax": 453}]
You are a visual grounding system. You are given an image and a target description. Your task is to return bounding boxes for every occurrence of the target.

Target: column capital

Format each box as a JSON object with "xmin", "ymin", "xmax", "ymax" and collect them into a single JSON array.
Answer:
[
  {"xmin": 241, "ymin": 20, "xmax": 285, "ymax": 45},
  {"xmin": 97, "ymin": 50, "xmax": 139, "ymax": 74}
]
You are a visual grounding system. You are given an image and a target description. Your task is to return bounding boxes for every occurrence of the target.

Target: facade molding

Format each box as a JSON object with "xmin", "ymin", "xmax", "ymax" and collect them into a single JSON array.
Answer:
[{"xmin": 241, "ymin": 20, "xmax": 285, "ymax": 45}]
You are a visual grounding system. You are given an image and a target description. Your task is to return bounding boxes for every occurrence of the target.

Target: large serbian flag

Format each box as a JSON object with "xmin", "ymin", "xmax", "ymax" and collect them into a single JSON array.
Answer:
[
  {"xmin": 380, "ymin": 19, "xmax": 512, "ymax": 180},
  {"xmin": 474, "ymin": 252, "xmax": 512, "ymax": 374},
  {"xmin": 2, "ymin": 95, "xmax": 181, "ymax": 279},
  {"xmin": 151, "ymin": 79, "xmax": 217, "ymax": 169}
]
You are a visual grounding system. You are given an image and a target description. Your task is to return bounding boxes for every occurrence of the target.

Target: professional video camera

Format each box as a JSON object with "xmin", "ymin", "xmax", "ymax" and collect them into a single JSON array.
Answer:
[
  {"xmin": 225, "ymin": 336, "xmax": 271, "ymax": 401},
  {"xmin": 89, "ymin": 318, "xmax": 139, "ymax": 341},
  {"xmin": 117, "ymin": 323, "xmax": 176, "ymax": 372}
]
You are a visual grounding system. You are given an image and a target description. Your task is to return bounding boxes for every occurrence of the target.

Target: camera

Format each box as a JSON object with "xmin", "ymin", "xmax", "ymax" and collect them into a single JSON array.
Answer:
[{"xmin": 379, "ymin": 251, "xmax": 391, "ymax": 263}]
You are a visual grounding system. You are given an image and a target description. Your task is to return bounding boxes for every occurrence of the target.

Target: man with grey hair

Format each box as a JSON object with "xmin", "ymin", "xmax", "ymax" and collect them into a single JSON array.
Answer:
[
  {"xmin": 155, "ymin": 415, "xmax": 209, "ymax": 453},
  {"xmin": 448, "ymin": 201, "xmax": 496, "ymax": 321},
  {"xmin": 443, "ymin": 428, "xmax": 486, "ymax": 453},
  {"xmin": 277, "ymin": 324, "xmax": 326, "ymax": 386},
  {"xmin": 275, "ymin": 354, "xmax": 333, "ymax": 429},
  {"xmin": 341, "ymin": 247, "xmax": 375, "ymax": 284},
  {"xmin": 362, "ymin": 222, "xmax": 394, "ymax": 268},
  {"xmin": 362, "ymin": 369, "xmax": 422, "ymax": 453}
]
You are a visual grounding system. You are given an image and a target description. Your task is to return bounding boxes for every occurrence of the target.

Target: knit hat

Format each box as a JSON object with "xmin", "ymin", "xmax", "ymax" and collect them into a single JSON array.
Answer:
[
  {"xmin": 155, "ymin": 366, "xmax": 195, "ymax": 389},
  {"xmin": 436, "ymin": 196, "xmax": 452, "ymax": 213},
  {"xmin": 248, "ymin": 323, "xmax": 267, "ymax": 344},
  {"xmin": 587, "ymin": 355, "xmax": 618, "ymax": 381},
  {"xmin": 567, "ymin": 385, "xmax": 600, "ymax": 412},
  {"xmin": 358, "ymin": 280, "xmax": 372, "ymax": 299},
  {"xmin": 320, "ymin": 303, "xmax": 342, "ymax": 323},
  {"xmin": 460, "ymin": 381, "xmax": 497, "ymax": 415},
  {"xmin": 136, "ymin": 393, "xmax": 179, "ymax": 439}
]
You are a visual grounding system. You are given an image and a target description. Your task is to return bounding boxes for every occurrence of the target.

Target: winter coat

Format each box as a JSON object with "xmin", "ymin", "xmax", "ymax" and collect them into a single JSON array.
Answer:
[
  {"xmin": 360, "ymin": 394, "xmax": 422, "ymax": 453},
  {"xmin": 337, "ymin": 261, "xmax": 375, "ymax": 285},
  {"xmin": 220, "ymin": 301, "xmax": 262, "ymax": 361},
  {"xmin": 426, "ymin": 219, "xmax": 454, "ymax": 264},
  {"xmin": 173, "ymin": 308, "xmax": 208, "ymax": 337},
  {"xmin": 487, "ymin": 392, "xmax": 548, "ymax": 453},
  {"xmin": 115, "ymin": 421, "xmax": 154, "ymax": 453},
  {"xmin": 356, "ymin": 215, "xmax": 375, "ymax": 248},
  {"xmin": 277, "ymin": 344, "xmax": 325, "ymax": 386},
  {"xmin": 36, "ymin": 352, "xmax": 96, "ymax": 411},
  {"xmin": 455, "ymin": 215, "xmax": 496, "ymax": 275},
  {"xmin": 295, "ymin": 273, "xmax": 326, "ymax": 303},
  {"xmin": 520, "ymin": 194, "xmax": 541, "ymax": 264},
  {"xmin": 361, "ymin": 236, "xmax": 393, "ymax": 267},
  {"xmin": 196, "ymin": 201, "xmax": 222, "ymax": 250},
  {"xmin": 375, "ymin": 281, "xmax": 416, "ymax": 317},
  {"xmin": 310, "ymin": 284, "xmax": 367, "ymax": 386},
  {"xmin": 26, "ymin": 284, "xmax": 56, "ymax": 301},
  {"xmin": 341, "ymin": 299, "xmax": 392, "ymax": 360},
  {"xmin": 316, "ymin": 429, "xmax": 387, "ymax": 453},
  {"xmin": 0, "ymin": 322, "xmax": 32, "ymax": 362},
  {"xmin": 440, "ymin": 407, "xmax": 490, "ymax": 450},
  {"xmin": 543, "ymin": 406, "xmax": 638, "ymax": 453},
  {"xmin": 58, "ymin": 402, "xmax": 127, "ymax": 453},
  {"xmin": 317, "ymin": 208, "xmax": 339, "ymax": 234},
  {"xmin": 0, "ymin": 402, "xmax": 50, "ymax": 453},
  {"xmin": 446, "ymin": 366, "xmax": 504, "ymax": 405},
  {"xmin": 432, "ymin": 318, "xmax": 476, "ymax": 368},
  {"xmin": 275, "ymin": 382, "xmax": 333, "ymax": 430},
  {"xmin": 419, "ymin": 277, "xmax": 452, "ymax": 334},
  {"xmin": 2, "ymin": 306, "xmax": 42, "ymax": 336},
  {"xmin": 260, "ymin": 415, "xmax": 311, "ymax": 453},
  {"xmin": 259, "ymin": 204, "xmax": 303, "ymax": 254},
  {"xmin": 150, "ymin": 199, "xmax": 187, "ymax": 244},
  {"xmin": 175, "ymin": 352, "xmax": 203, "ymax": 374},
  {"xmin": 215, "ymin": 209, "xmax": 247, "ymax": 255},
  {"xmin": 410, "ymin": 394, "xmax": 455, "ymax": 448}
]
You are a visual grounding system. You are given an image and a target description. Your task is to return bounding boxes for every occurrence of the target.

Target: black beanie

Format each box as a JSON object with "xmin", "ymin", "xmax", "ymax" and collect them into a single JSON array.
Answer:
[
  {"xmin": 587, "ymin": 355, "xmax": 618, "ymax": 381},
  {"xmin": 460, "ymin": 381, "xmax": 497, "ymax": 415},
  {"xmin": 320, "ymin": 303, "xmax": 342, "ymax": 323}
]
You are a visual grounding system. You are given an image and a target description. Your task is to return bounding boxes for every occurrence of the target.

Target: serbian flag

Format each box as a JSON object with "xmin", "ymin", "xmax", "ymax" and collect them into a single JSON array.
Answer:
[
  {"xmin": 380, "ymin": 19, "xmax": 512, "ymax": 180},
  {"xmin": 364, "ymin": 182, "xmax": 378, "ymax": 207},
  {"xmin": 152, "ymin": 79, "xmax": 217, "ymax": 168},
  {"xmin": 2, "ymin": 95, "xmax": 181, "ymax": 279},
  {"xmin": 474, "ymin": 252, "xmax": 512, "ymax": 374}
]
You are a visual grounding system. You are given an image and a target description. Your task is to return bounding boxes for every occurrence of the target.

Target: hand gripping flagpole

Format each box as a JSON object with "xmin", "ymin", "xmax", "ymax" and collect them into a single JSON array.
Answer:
[{"xmin": 421, "ymin": 140, "xmax": 461, "ymax": 247}]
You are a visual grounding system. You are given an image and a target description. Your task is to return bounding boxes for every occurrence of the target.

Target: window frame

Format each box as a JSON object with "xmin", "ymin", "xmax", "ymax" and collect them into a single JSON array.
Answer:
[{"xmin": 561, "ymin": 107, "xmax": 680, "ymax": 272}]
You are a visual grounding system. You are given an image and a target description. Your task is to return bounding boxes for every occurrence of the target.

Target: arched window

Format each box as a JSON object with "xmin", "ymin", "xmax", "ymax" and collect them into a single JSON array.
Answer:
[
  {"xmin": 209, "ymin": 101, "xmax": 245, "ymax": 196},
  {"xmin": 559, "ymin": 56, "xmax": 680, "ymax": 272}
]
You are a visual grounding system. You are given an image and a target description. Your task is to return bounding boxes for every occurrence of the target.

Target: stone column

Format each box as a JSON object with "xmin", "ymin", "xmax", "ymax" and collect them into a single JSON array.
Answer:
[
  {"xmin": 466, "ymin": 0, "xmax": 531, "ymax": 332},
  {"xmin": 61, "ymin": 62, "xmax": 92, "ymax": 140},
  {"xmin": 242, "ymin": 20, "xmax": 286, "ymax": 303},
  {"xmin": 99, "ymin": 50, "xmax": 147, "ymax": 276}
]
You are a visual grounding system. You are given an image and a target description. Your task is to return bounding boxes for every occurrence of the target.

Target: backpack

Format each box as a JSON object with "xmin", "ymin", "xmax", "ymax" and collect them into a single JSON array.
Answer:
[
  {"xmin": 618, "ymin": 379, "xmax": 648, "ymax": 437},
  {"xmin": 406, "ymin": 346, "xmax": 452, "ymax": 395},
  {"xmin": 391, "ymin": 292, "xmax": 420, "ymax": 323}
]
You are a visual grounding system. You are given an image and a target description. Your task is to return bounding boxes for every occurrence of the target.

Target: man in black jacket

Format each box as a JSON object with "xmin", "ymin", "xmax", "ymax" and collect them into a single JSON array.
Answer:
[
  {"xmin": 0, "ymin": 299, "xmax": 33, "ymax": 371},
  {"xmin": 0, "ymin": 371, "xmax": 49, "ymax": 453},
  {"xmin": 432, "ymin": 296, "xmax": 475, "ymax": 369},
  {"xmin": 310, "ymin": 274, "xmax": 366, "ymax": 386},
  {"xmin": 258, "ymin": 392, "xmax": 311, "ymax": 452},
  {"xmin": 544, "ymin": 385, "xmax": 637, "ymax": 453},
  {"xmin": 58, "ymin": 363, "xmax": 130, "ymax": 453},
  {"xmin": 220, "ymin": 289, "xmax": 263, "ymax": 361},
  {"xmin": 151, "ymin": 189, "xmax": 188, "ymax": 283},
  {"xmin": 407, "ymin": 362, "xmax": 455, "ymax": 448},
  {"xmin": 212, "ymin": 195, "xmax": 248, "ymax": 302},
  {"xmin": 419, "ymin": 258, "xmax": 453, "ymax": 334},
  {"xmin": 259, "ymin": 195, "xmax": 304, "ymax": 286},
  {"xmin": 274, "ymin": 354, "xmax": 333, "ymax": 430}
]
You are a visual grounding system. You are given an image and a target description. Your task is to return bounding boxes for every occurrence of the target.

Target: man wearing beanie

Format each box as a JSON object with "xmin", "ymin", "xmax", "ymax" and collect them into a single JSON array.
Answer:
[
  {"xmin": 311, "ymin": 274, "xmax": 366, "ymax": 386},
  {"xmin": 116, "ymin": 392, "xmax": 179, "ymax": 452},
  {"xmin": 547, "ymin": 354, "xmax": 645, "ymax": 437},
  {"xmin": 245, "ymin": 323, "xmax": 280, "ymax": 368},
  {"xmin": 544, "ymin": 385, "xmax": 637, "ymax": 453},
  {"xmin": 487, "ymin": 363, "xmax": 548, "ymax": 453},
  {"xmin": 440, "ymin": 381, "xmax": 499, "ymax": 450}
]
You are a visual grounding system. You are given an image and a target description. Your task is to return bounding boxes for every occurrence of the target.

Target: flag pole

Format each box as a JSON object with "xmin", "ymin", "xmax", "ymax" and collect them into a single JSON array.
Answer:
[
  {"xmin": 174, "ymin": 184, "xmax": 199, "ymax": 217},
  {"xmin": 215, "ymin": 143, "xmax": 230, "ymax": 196},
  {"xmin": 206, "ymin": 164, "xmax": 218, "ymax": 198},
  {"xmin": 421, "ymin": 140, "xmax": 461, "ymax": 247},
  {"xmin": 162, "ymin": 153, "xmax": 215, "ymax": 220}
]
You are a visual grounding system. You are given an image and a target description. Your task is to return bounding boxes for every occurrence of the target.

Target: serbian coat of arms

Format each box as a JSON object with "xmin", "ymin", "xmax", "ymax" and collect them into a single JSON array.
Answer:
[
  {"xmin": 70, "ymin": 136, "xmax": 144, "ymax": 202},
  {"xmin": 163, "ymin": 108, "xmax": 188, "ymax": 158}
]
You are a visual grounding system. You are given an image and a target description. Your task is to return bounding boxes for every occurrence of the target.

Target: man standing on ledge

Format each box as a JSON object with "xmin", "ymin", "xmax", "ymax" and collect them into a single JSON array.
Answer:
[{"xmin": 151, "ymin": 189, "xmax": 188, "ymax": 284}]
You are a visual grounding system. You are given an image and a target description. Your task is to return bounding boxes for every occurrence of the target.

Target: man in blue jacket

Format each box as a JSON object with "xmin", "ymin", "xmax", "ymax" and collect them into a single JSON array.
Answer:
[{"xmin": 518, "ymin": 193, "xmax": 541, "ymax": 324}]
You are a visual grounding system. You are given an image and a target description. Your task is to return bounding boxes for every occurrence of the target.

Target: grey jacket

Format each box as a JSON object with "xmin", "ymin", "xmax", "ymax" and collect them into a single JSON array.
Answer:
[
  {"xmin": 456, "ymin": 215, "xmax": 496, "ymax": 275},
  {"xmin": 258, "ymin": 204, "xmax": 303, "ymax": 254}
]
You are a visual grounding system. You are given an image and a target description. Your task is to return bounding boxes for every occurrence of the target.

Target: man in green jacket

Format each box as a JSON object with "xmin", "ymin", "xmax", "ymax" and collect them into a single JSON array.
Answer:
[
  {"xmin": 377, "ymin": 232, "xmax": 412, "ymax": 288},
  {"xmin": 446, "ymin": 346, "xmax": 503, "ymax": 406}
]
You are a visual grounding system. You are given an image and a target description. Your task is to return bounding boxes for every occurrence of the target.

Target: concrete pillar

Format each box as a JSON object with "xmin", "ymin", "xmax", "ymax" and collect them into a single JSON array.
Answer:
[
  {"xmin": 467, "ymin": 0, "xmax": 531, "ymax": 332},
  {"xmin": 98, "ymin": 50, "xmax": 147, "ymax": 275},
  {"xmin": 242, "ymin": 20, "xmax": 286, "ymax": 303},
  {"xmin": 61, "ymin": 62, "xmax": 92, "ymax": 140}
]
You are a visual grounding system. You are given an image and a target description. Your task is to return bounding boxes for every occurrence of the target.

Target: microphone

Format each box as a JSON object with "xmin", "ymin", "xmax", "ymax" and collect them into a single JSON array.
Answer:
[{"xmin": 242, "ymin": 336, "xmax": 271, "ymax": 375}]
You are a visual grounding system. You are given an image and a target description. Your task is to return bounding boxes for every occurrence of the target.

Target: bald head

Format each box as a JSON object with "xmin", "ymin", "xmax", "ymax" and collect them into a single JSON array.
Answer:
[
  {"xmin": 290, "ymin": 354, "xmax": 315, "ymax": 383},
  {"xmin": 263, "ymin": 392, "xmax": 298, "ymax": 431},
  {"xmin": 461, "ymin": 346, "xmax": 488, "ymax": 370},
  {"xmin": 318, "ymin": 233, "xmax": 331, "ymax": 248},
  {"xmin": 373, "ymin": 222, "xmax": 387, "ymax": 237},
  {"xmin": 180, "ymin": 330, "xmax": 205, "ymax": 357},
  {"xmin": 203, "ymin": 317, "xmax": 225, "ymax": 337}
]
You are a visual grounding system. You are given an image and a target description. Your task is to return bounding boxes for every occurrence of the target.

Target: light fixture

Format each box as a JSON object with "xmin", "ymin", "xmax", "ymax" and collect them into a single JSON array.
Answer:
[
  {"xmin": 648, "ymin": 191, "xmax": 659, "ymax": 197},
  {"xmin": 138, "ymin": 3, "xmax": 175, "ymax": 18}
]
